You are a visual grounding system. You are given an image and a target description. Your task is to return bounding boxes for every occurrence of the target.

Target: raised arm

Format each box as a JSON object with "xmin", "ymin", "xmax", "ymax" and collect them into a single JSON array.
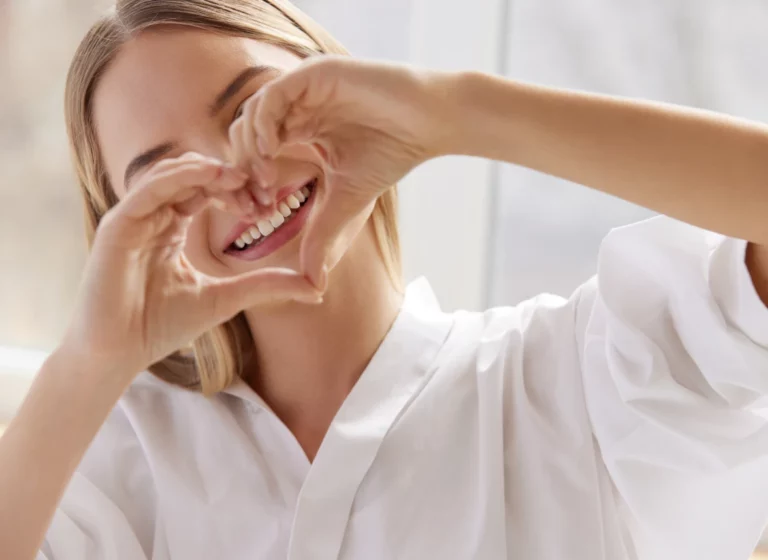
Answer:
[
  {"xmin": 244, "ymin": 56, "xmax": 768, "ymax": 293},
  {"xmin": 0, "ymin": 351, "xmax": 134, "ymax": 560},
  {"xmin": 449, "ymin": 72, "xmax": 768, "ymax": 247},
  {"xmin": 0, "ymin": 154, "xmax": 318, "ymax": 560}
]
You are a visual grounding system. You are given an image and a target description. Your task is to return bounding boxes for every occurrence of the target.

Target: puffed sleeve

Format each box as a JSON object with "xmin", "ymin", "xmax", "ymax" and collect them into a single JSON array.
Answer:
[
  {"xmin": 37, "ymin": 404, "xmax": 154, "ymax": 560},
  {"xmin": 578, "ymin": 216, "xmax": 768, "ymax": 560}
]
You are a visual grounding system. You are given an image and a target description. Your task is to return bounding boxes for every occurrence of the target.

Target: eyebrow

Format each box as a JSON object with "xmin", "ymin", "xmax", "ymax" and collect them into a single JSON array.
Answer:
[
  {"xmin": 123, "ymin": 142, "xmax": 176, "ymax": 189},
  {"xmin": 208, "ymin": 64, "xmax": 277, "ymax": 117},
  {"xmin": 123, "ymin": 64, "xmax": 278, "ymax": 189}
]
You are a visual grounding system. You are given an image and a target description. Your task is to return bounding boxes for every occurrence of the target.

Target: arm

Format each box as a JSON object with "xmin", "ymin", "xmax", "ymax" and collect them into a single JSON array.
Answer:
[
  {"xmin": 247, "ymin": 57, "xmax": 768, "ymax": 291},
  {"xmin": 0, "ymin": 351, "xmax": 131, "ymax": 559},
  {"xmin": 448, "ymin": 72, "xmax": 768, "ymax": 247},
  {"xmin": 0, "ymin": 155, "xmax": 316, "ymax": 560}
]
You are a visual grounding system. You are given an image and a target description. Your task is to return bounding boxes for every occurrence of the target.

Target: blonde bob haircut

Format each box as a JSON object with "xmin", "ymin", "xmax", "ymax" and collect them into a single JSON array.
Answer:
[{"xmin": 65, "ymin": 0, "xmax": 402, "ymax": 395}]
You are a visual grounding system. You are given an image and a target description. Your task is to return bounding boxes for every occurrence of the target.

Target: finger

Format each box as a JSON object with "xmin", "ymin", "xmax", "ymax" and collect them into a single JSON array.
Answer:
[
  {"xmin": 228, "ymin": 118, "xmax": 248, "ymax": 169},
  {"xmin": 253, "ymin": 184, "xmax": 276, "ymax": 208},
  {"xmin": 253, "ymin": 70, "xmax": 313, "ymax": 158},
  {"xmin": 121, "ymin": 160, "xmax": 248, "ymax": 221},
  {"xmin": 232, "ymin": 188, "xmax": 258, "ymax": 217},
  {"xmin": 204, "ymin": 268, "xmax": 322, "ymax": 321},
  {"xmin": 173, "ymin": 190, "xmax": 209, "ymax": 217},
  {"xmin": 211, "ymin": 190, "xmax": 256, "ymax": 218},
  {"xmin": 236, "ymin": 99, "xmax": 279, "ymax": 195},
  {"xmin": 299, "ymin": 189, "xmax": 370, "ymax": 291},
  {"xmin": 240, "ymin": 94, "xmax": 264, "ymax": 177},
  {"xmin": 283, "ymin": 109, "xmax": 320, "ymax": 146}
]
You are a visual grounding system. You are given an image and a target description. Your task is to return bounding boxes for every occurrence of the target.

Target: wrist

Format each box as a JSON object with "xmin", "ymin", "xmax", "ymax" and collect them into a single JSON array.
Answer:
[
  {"xmin": 430, "ymin": 70, "xmax": 525, "ymax": 161},
  {"xmin": 422, "ymin": 70, "xmax": 472, "ymax": 158},
  {"xmin": 47, "ymin": 342, "xmax": 137, "ymax": 394}
]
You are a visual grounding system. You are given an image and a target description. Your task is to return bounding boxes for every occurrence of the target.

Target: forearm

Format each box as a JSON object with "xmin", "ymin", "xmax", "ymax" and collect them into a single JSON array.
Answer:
[
  {"xmin": 445, "ymin": 71, "xmax": 768, "ymax": 245},
  {"xmin": 0, "ymin": 349, "xmax": 130, "ymax": 560}
]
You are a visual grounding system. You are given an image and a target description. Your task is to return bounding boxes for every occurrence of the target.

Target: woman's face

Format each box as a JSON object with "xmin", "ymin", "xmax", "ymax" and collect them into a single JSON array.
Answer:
[{"xmin": 93, "ymin": 27, "xmax": 362, "ymax": 278}]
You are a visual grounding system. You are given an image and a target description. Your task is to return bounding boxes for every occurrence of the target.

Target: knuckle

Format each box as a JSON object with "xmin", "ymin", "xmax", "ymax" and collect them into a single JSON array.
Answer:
[
  {"xmin": 312, "ymin": 55, "xmax": 341, "ymax": 75},
  {"xmin": 98, "ymin": 206, "xmax": 121, "ymax": 230},
  {"xmin": 243, "ymin": 94, "xmax": 259, "ymax": 119},
  {"xmin": 229, "ymin": 119, "xmax": 244, "ymax": 142}
]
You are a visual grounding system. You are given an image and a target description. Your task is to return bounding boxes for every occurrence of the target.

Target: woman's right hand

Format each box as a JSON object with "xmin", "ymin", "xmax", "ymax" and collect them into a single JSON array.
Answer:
[{"xmin": 59, "ymin": 152, "xmax": 320, "ymax": 381}]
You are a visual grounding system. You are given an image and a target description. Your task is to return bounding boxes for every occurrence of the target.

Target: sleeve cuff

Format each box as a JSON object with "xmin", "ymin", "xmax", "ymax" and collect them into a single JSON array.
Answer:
[{"xmin": 709, "ymin": 236, "xmax": 768, "ymax": 348}]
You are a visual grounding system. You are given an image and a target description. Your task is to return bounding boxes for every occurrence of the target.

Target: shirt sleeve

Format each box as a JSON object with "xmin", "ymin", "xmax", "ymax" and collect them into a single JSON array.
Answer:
[
  {"xmin": 577, "ymin": 216, "xmax": 768, "ymax": 560},
  {"xmin": 37, "ymin": 403, "xmax": 154, "ymax": 560},
  {"xmin": 37, "ymin": 473, "xmax": 148, "ymax": 560}
]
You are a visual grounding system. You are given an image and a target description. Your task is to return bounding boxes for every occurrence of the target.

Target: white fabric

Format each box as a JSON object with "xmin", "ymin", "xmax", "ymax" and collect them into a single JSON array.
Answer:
[{"xmin": 39, "ymin": 216, "xmax": 768, "ymax": 560}]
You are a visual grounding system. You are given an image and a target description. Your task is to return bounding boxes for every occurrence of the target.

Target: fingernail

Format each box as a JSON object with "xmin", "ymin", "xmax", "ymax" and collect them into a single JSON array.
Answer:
[
  {"xmin": 254, "ymin": 189, "xmax": 273, "ymax": 206},
  {"xmin": 295, "ymin": 293, "xmax": 323, "ymax": 304},
  {"xmin": 308, "ymin": 265, "xmax": 328, "ymax": 292},
  {"xmin": 318, "ymin": 265, "xmax": 329, "ymax": 291}
]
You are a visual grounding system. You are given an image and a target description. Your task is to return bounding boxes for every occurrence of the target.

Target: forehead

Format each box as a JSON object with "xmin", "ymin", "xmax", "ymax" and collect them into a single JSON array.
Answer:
[{"xmin": 92, "ymin": 27, "xmax": 303, "ymax": 192}]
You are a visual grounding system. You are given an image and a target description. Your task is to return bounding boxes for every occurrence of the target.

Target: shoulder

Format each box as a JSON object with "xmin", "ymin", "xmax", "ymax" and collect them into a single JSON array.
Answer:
[
  {"xmin": 76, "ymin": 372, "xmax": 179, "ymax": 490},
  {"xmin": 437, "ymin": 287, "xmax": 588, "ymax": 391},
  {"xmin": 80, "ymin": 371, "xmax": 215, "ymax": 477},
  {"xmin": 48, "ymin": 372, "xmax": 183, "ymax": 558}
]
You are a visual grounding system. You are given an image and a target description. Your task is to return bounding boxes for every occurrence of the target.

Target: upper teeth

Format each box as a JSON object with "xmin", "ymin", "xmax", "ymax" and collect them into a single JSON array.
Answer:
[{"xmin": 233, "ymin": 185, "xmax": 313, "ymax": 249}]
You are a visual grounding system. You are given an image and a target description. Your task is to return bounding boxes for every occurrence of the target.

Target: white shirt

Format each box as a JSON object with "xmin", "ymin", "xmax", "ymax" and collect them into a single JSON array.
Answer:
[{"xmin": 39, "ymin": 217, "xmax": 768, "ymax": 560}]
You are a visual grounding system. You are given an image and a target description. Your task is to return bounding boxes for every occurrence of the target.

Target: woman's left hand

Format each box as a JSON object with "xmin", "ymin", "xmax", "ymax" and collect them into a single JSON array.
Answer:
[{"xmin": 231, "ymin": 56, "xmax": 454, "ymax": 289}]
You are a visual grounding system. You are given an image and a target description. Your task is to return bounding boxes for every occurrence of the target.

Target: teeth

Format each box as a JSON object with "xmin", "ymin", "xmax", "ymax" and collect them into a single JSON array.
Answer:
[
  {"xmin": 286, "ymin": 195, "xmax": 300, "ymax": 209},
  {"xmin": 269, "ymin": 211, "xmax": 285, "ymax": 228},
  {"xmin": 258, "ymin": 220, "xmax": 274, "ymax": 236},
  {"xmin": 231, "ymin": 186, "xmax": 314, "ymax": 250}
]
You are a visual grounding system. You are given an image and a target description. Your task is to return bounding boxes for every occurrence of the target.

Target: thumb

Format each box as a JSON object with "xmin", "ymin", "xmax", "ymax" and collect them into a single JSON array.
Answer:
[
  {"xmin": 204, "ymin": 268, "xmax": 321, "ymax": 320},
  {"xmin": 299, "ymin": 188, "xmax": 365, "ymax": 291}
]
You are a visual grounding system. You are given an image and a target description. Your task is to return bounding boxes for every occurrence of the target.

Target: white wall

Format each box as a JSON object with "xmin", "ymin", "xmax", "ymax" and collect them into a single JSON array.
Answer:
[
  {"xmin": 490, "ymin": 0, "xmax": 768, "ymax": 306},
  {"xmin": 0, "ymin": 346, "xmax": 46, "ymax": 423}
]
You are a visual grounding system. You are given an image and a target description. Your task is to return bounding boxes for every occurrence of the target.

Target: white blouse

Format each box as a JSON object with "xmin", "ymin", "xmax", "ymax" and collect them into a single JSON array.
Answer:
[{"xmin": 39, "ymin": 217, "xmax": 768, "ymax": 560}]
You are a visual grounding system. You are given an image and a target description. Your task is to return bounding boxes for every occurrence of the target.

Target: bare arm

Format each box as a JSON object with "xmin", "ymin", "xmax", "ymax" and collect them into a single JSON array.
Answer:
[
  {"xmin": 247, "ymin": 57, "xmax": 768, "ymax": 291},
  {"xmin": 0, "ymin": 154, "xmax": 316, "ymax": 560},
  {"xmin": 0, "ymin": 351, "xmax": 131, "ymax": 559},
  {"xmin": 449, "ymin": 72, "xmax": 768, "ymax": 245},
  {"xmin": 445, "ymin": 71, "xmax": 768, "ymax": 296}
]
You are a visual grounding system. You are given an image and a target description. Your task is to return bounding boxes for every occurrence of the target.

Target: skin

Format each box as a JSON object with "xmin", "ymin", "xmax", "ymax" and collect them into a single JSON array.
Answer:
[
  {"xmin": 92, "ymin": 28, "xmax": 403, "ymax": 457},
  {"xmin": 3, "ymin": 25, "xmax": 768, "ymax": 560}
]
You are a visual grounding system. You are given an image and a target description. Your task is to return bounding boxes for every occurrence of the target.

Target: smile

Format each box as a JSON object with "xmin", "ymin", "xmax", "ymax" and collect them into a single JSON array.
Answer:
[{"xmin": 223, "ymin": 178, "xmax": 317, "ymax": 261}]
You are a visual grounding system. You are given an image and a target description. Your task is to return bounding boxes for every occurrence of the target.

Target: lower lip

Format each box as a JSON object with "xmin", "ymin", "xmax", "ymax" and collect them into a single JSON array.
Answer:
[{"xmin": 224, "ymin": 190, "xmax": 315, "ymax": 261}]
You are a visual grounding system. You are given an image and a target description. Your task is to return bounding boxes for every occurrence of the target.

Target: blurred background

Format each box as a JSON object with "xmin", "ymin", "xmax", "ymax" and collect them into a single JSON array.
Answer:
[{"xmin": 1, "ymin": 0, "xmax": 768, "ymax": 554}]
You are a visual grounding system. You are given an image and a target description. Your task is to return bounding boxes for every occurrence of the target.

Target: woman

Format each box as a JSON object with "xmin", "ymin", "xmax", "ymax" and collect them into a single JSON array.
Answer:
[{"xmin": 2, "ymin": 0, "xmax": 768, "ymax": 558}]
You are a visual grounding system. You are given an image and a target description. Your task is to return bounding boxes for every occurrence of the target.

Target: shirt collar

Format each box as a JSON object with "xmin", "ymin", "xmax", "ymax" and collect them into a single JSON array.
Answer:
[{"xmin": 221, "ymin": 277, "xmax": 446, "ymax": 408}]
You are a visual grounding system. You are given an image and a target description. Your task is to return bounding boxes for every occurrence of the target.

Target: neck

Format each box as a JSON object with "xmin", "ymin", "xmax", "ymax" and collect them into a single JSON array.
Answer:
[{"xmin": 242, "ymin": 229, "xmax": 402, "ymax": 450}]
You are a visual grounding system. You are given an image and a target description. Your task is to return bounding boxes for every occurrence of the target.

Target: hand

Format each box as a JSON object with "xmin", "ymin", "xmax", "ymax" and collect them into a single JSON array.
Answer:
[
  {"xmin": 61, "ymin": 153, "xmax": 320, "ymax": 380},
  {"xmin": 231, "ymin": 56, "xmax": 453, "ymax": 289}
]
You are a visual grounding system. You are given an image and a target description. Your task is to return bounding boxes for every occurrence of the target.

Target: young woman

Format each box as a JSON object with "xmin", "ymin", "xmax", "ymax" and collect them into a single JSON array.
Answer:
[{"xmin": 3, "ymin": 0, "xmax": 768, "ymax": 558}]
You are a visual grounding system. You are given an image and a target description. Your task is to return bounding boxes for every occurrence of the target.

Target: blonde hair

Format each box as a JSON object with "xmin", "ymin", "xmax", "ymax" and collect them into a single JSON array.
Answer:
[{"xmin": 65, "ymin": 0, "xmax": 402, "ymax": 395}]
